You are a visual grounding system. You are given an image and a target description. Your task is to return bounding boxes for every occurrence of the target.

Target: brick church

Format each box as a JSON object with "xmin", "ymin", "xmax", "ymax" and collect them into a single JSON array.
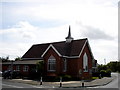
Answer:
[{"xmin": 2, "ymin": 26, "xmax": 97, "ymax": 79}]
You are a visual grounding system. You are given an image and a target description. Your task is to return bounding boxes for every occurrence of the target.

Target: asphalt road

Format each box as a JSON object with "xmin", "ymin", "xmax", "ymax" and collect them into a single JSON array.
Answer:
[
  {"xmin": 94, "ymin": 73, "xmax": 119, "ymax": 88},
  {"xmin": 2, "ymin": 79, "xmax": 40, "ymax": 88},
  {"xmin": 2, "ymin": 73, "xmax": 120, "ymax": 89}
]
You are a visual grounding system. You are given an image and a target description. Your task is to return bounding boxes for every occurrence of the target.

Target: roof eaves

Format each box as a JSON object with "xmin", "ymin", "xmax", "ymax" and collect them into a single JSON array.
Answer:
[
  {"xmin": 78, "ymin": 39, "xmax": 87, "ymax": 57},
  {"xmin": 87, "ymin": 39, "xmax": 94, "ymax": 59},
  {"xmin": 62, "ymin": 55, "xmax": 79, "ymax": 58},
  {"xmin": 22, "ymin": 58, "xmax": 43, "ymax": 60}
]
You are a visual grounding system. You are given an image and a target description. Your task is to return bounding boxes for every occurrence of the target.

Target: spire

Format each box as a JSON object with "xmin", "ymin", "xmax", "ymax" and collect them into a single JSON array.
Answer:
[{"xmin": 66, "ymin": 25, "xmax": 74, "ymax": 43}]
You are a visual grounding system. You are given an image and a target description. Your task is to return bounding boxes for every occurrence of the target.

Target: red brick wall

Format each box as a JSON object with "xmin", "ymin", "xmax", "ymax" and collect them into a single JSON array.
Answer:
[
  {"xmin": 43, "ymin": 42, "xmax": 93, "ymax": 79},
  {"xmin": 67, "ymin": 58, "xmax": 79, "ymax": 77},
  {"xmin": 43, "ymin": 47, "xmax": 62, "ymax": 77},
  {"xmin": 78, "ymin": 42, "xmax": 93, "ymax": 79},
  {"xmin": 2, "ymin": 64, "xmax": 34, "ymax": 77}
]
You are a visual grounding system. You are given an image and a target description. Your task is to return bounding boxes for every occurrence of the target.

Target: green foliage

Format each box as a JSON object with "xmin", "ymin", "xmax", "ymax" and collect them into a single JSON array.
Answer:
[
  {"xmin": 36, "ymin": 61, "xmax": 44, "ymax": 75},
  {"xmin": 98, "ymin": 61, "xmax": 120, "ymax": 73},
  {"xmin": 15, "ymin": 56, "xmax": 21, "ymax": 61},
  {"xmin": 92, "ymin": 77, "xmax": 99, "ymax": 80},
  {"xmin": 97, "ymin": 64, "xmax": 108, "ymax": 72},
  {"xmin": 106, "ymin": 69, "xmax": 111, "ymax": 73},
  {"xmin": 0, "ymin": 56, "xmax": 10, "ymax": 62},
  {"xmin": 117, "ymin": 62, "xmax": 120, "ymax": 72},
  {"xmin": 62, "ymin": 74, "xmax": 72, "ymax": 81},
  {"xmin": 107, "ymin": 61, "xmax": 120, "ymax": 72},
  {"xmin": 63, "ymin": 74, "xmax": 72, "ymax": 79},
  {"xmin": 97, "ymin": 64, "xmax": 112, "ymax": 77}
]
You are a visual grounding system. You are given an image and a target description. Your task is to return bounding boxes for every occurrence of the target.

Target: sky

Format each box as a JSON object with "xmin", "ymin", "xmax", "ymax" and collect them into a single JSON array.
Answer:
[{"xmin": 0, "ymin": 0, "xmax": 119, "ymax": 64}]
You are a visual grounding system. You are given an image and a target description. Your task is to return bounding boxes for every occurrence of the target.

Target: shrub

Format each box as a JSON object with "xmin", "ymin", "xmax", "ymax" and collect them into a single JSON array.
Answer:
[
  {"xmin": 62, "ymin": 75, "xmax": 72, "ymax": 81},
  {"xmin": 92, "ymin": 77, "xmax": 99, "ymax": 80},
  {"xmin": 100, "ymin": 69, "xmax": 111, "ymax": 77},
  {"xmin": 106, "ymin": 69, "xmax": 111, "ymax": 77}
]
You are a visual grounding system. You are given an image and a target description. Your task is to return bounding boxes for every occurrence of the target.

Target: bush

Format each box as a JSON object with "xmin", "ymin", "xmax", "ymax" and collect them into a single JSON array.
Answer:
[
  {"xmin": 62, "ymin": 75, "xmax": 72, "ymax": 81},
  {"xmin": 92, "ymin": 77, "xmax": 99, "ymax": 80},
  {"xmin": 100, "ymin": 69, "xmax": 111, "ymax": 77},
  {"xmin": 106, "ymin": 69, "xmax": 111, "ymax": 77}
]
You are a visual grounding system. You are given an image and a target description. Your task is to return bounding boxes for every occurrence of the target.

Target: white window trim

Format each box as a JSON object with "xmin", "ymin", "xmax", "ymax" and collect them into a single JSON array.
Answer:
[
  {"xmin": 16, "ymin": 65, "xmax": 20, "ymax": 71},
  {"xmin": 83, "ymin": 53, "xmax": 88, "ymax": 72},
  {"xmin": 63, "ymin": 58, "xmax": 67, "ymax": 72},
  {"xmin": 23, "ymin": 65, "xmax": 29, "ymax": 72},
  {"xmin": 48, "ymin": 55, "xmax": 56, "ymax": 72}
]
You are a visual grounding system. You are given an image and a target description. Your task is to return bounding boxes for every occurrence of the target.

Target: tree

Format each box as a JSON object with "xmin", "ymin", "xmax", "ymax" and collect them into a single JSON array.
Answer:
[
  {"xmin": 15, "ymin": 56, "xmax": 22, "ymax": 61},
  {"xmin": 117, "ymin": 62, "xmax": 120, "ymax": 72},
  {"xmin": 0, "ymin": 56, "xmax": 10, "ymax": 62},
  {"xmin": 107, "ymin": 61, "xmax": 119, "ymax": 72},
  {"xmin": 36, "ymin": 61, "xmax": 44, "ymax": 76},
  {"xmin": 97, "ymin": 64, "xmax": 108, "ymax": 72}
]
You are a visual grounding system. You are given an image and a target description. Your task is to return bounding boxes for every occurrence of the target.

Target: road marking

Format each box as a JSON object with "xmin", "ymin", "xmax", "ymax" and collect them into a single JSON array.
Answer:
[{"xmin": 2, "ymin": 83, "xmax": 23, "ymax": 88}]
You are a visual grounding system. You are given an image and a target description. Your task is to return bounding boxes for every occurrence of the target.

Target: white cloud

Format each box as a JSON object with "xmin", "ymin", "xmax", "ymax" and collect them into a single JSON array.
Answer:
[
  {"xmin": 79, "ymin": 24, "xmax": 114, "ymax": 40},
  {"xmin": 0, "ymin": 20, "xmax": 118, "ymax": 64},
  {"xmin": 0, "ymin": 21, "xmax": 69, "ymax": 59},
  {"xmin": 1, "ymin": 0, "xmax": 118, "ymax": 64}
]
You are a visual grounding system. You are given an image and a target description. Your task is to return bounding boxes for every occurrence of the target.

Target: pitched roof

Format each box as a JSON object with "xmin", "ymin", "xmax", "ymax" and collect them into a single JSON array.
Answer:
[
  {"xmin": 22, "ymin": 38, "xmax": 88, "ymax": 59},
  {"xmin": 2, "ymin": 60, "xmax": 41, "ymax": 65}
]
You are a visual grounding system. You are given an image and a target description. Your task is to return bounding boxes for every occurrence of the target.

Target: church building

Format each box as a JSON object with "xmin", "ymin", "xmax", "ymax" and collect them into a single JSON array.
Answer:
[{"xmin": 2, "ymin": 26, "xmax": 97, "ymax": 79}]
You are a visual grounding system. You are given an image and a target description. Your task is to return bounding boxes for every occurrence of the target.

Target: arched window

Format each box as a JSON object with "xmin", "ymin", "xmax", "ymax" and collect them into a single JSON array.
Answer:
[
  {"xmin": 83, "ymin": 53, "xmax": 88, "ymax": 72},
  {"xmin": 48, "ymin": 55, "xmax": 56, "ymax": 71},
  {"xmin": 63, "ymin": 58, "xmax": 67, "ymax": 72}
]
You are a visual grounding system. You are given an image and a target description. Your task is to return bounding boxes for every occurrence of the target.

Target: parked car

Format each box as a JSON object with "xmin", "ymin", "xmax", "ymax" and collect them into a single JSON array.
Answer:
[{"xmin": 3, "ymin": 70, "xmax": 22, "ymax": 79}]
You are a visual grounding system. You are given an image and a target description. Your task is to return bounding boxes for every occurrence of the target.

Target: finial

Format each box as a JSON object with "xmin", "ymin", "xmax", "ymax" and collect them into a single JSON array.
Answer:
[{"xmin": 65, "ymin": 25, "xmax": 74, "ymax": 43}]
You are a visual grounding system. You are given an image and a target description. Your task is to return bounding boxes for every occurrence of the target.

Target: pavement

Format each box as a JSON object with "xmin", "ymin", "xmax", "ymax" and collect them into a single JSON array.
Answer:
[{"xmin": 3, "ymin": 75, "xmax": 117, "ymax": 88}]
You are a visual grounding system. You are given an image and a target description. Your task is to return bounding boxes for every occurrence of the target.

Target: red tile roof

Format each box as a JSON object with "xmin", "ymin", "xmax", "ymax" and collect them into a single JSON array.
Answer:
[{"xmin": 22, "ymin": 38, "xmax": 88, "ymax": 59}]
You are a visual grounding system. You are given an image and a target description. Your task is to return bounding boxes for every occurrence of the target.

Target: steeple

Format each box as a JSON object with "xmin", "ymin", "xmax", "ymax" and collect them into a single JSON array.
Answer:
[{"xmin": 66, "ymin": 25, "xmax": 74, "ymax": 43}]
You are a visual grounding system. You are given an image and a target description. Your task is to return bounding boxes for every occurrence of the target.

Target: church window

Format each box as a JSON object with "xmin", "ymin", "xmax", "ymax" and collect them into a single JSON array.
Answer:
[{"xmin": 48, "ymin": 55, "xmax": 56, "ymax": 71}]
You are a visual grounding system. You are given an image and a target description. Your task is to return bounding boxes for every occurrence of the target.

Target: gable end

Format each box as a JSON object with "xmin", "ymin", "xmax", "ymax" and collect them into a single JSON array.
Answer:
[{"xmin": 41, "ymin": 44, "xmax": 62, "ymax": 57}]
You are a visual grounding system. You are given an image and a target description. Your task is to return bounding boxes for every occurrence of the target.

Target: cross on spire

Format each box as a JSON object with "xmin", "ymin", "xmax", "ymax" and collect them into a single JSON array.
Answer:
[{"xmin": 66, "ymin": 25, "xmax": 74, "ymax": 43}]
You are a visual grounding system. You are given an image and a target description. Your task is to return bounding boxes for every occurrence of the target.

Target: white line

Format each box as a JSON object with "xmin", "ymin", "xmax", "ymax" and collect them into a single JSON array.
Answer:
[{"xmin": 2, "ymin": 83, "xmax": 23, "ymax": 88}]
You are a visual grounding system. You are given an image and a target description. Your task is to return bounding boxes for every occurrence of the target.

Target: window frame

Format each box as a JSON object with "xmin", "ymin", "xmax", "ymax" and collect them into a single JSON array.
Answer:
[
  {"xmin": 16, "ymin": 65, "xmax": 20, "ymax": 71},
  {"xmin": 63, "ymin": 58, "xmax": 67, "ymax": 72},
  {"xmin": 48, "ymin": 55, "xmax": 56, "ymax": 72},
  {"xmin": 83, "ymin": 52, "xmax": 88, "ymax": 72},
  {"xmin": 23, "ymin": 65, "xmax": 29, "ymax": 72}
]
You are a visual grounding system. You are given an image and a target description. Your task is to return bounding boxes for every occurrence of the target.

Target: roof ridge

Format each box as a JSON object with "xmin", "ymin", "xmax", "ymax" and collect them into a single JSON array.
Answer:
[{"xmin": 33, "ymin": 38, "xmax": 88, "ymax": 46}]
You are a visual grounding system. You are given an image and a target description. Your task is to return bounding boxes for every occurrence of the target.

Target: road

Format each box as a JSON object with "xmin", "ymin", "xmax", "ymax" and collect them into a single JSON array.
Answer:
[
  {"xmin": 2, "ymin": 79, "xmax": 41, "ymax": 88},
  {"xmin": 2, "ymin": 78, "xmax": 55, "ymax": 88},
  {"xmin": 1, "ymin": 73, "xmax": 120, "ymax": 89},
  {"xmin": 95, "ymin": 73, "xmax": 119, "ymax": 88}
]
